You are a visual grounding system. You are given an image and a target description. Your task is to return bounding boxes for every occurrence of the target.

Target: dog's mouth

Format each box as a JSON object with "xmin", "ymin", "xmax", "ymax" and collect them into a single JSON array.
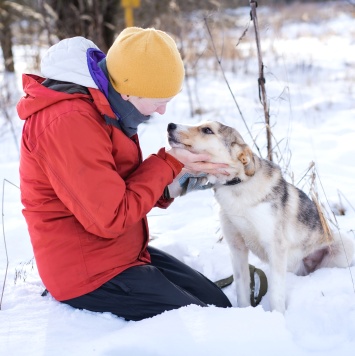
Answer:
[
  {"xmin": 167, "ymin": 133, "xmax": 191, "ymax": 149},
  {"xmin": 167, "ymin": 123, "xmax": 194, "ymax": 150},
  {"xmin": 167, "ymin": 134, "xmax": 180, "ymax": 146}
]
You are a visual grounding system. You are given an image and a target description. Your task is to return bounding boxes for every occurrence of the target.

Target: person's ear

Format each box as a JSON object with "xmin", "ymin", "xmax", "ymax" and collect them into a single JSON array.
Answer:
[{"xmin": 121, "ymin": 94, "xmax": 130, "ymax": 101}]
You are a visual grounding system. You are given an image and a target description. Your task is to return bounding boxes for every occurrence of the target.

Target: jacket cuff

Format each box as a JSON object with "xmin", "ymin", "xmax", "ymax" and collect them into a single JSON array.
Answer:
[{"xmin": 156, "ymin": 147, "xmax": 184, "ymax": 177}]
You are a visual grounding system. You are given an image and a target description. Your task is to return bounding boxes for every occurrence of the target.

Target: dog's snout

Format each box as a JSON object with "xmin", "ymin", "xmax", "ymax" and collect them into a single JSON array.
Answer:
[{"xmin": 167, "ymin": 123, "xmax": 177, "ymax": 132}]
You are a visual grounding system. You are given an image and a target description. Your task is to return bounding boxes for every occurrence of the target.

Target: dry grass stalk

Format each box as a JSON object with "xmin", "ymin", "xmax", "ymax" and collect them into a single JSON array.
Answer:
[{"xmin": 312, "ymin": 192, "xmax": 333, "ymax": 245}]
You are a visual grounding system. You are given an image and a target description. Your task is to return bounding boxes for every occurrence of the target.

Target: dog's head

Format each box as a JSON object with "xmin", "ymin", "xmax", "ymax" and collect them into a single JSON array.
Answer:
[{"xmin": 167, "ymin": 121, "xmax": 256, "ymax": 184}]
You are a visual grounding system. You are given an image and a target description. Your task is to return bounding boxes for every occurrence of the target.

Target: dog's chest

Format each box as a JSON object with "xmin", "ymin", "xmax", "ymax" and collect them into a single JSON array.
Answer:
[
  {"xmin": 214, "ymin": 182, "xmax": 268, "ymax": 214},
  {"xmin": 214, "ymin": 185, "xmax": 277, "ymax": 252}
]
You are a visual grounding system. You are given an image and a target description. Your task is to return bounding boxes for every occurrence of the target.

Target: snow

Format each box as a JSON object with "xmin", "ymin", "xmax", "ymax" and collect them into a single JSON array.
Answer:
[{"xmin": 1, "ymin": 2, "xmax": 355, "ymax": 355}]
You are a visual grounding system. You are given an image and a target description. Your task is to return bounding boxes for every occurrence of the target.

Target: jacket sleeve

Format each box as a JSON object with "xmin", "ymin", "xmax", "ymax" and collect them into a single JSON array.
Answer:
[
  {"xmin": 155, "ymin": 187, "xmax": 174, "ymax": 209},
  {"xmin": 32, "ymin": 109, "xmax": 183, "ymax": 238}
]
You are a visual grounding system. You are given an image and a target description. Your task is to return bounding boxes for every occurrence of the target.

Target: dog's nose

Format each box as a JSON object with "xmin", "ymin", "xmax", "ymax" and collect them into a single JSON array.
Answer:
[{"xmin": 167, "ymin": 123, "xmax": 177, "ymax": 132}]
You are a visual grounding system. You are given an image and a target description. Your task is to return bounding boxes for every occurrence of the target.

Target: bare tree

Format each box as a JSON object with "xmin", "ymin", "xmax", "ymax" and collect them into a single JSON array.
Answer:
[
  {"xmin": 0, "ymin": 1, "xmax": 15, "ymax": 72},
  {"xmin": 0, "ymin": 72, "xmax": 20, "ymax": 155},
  {"xmin": 41, "ymin": 0, "xmax": 121, "ymax": 53}
]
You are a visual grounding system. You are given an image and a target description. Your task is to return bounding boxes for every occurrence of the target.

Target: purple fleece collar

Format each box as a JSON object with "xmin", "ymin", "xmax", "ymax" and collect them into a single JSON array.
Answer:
[
  {"xmin": 86, "ymin": 48, "xmax": 109, "ymax": 97},
  {"xmin": 85, "ymin": 47, "xmax": 150, "ymax": 137}
]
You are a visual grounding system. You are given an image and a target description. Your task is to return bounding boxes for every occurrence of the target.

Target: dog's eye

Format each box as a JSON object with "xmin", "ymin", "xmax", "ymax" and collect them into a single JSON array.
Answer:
[{"xmin": 201, "ymin": 127, "xmax": 214, "ymax": 134}]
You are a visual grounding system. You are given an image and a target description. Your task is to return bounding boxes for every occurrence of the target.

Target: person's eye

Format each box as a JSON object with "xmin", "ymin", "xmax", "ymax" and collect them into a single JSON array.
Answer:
[{"xmin": 201, "ymin": 127, "xmax": 214, "ymax": 134}]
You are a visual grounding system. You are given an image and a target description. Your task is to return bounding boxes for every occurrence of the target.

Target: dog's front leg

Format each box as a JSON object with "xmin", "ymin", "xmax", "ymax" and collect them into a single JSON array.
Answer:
[
  {"xmin": 268, "ymin": 242, "xmax": 288, "ymax": 313},
  {"xmin": 221, "ymin": 216, "xmax": 251, "ymax": 307},
  {"xmin": 230, "ymin": 241, "xmax": 250, "ymax": 307}
]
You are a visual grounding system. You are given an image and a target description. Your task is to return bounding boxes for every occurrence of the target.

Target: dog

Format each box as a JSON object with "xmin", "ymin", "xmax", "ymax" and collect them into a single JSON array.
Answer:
[{"xmin": 167, "ymin": 120, "xmax": 354, "ymax": 313}]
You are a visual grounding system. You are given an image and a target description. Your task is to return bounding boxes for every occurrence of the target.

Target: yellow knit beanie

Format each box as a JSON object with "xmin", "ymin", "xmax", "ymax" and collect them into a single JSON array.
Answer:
[{"xmin": 106, "ymin": 27, "xmax": 185, "ymax": 98}]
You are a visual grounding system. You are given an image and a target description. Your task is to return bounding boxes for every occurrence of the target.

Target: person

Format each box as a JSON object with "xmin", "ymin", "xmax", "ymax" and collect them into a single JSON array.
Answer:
[
  {"xmin": 17, "ymin": 27, "xmax": 264, "ymax": 321},
  {"xmin": 17, "ymin": 27, "xmax": 231, "ymax": 321}
]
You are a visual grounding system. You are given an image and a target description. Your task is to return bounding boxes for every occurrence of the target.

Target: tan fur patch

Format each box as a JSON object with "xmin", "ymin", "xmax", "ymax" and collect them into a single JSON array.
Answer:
[{"xmin": 238, "ymin": 146, "xmax": 255, "ymax": 176}]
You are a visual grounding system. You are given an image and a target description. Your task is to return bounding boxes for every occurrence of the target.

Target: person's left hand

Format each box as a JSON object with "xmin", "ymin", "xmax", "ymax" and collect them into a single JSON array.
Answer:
[{"xmin": 167, "ymin": 169, "xmax": 214, "ymax": 198}]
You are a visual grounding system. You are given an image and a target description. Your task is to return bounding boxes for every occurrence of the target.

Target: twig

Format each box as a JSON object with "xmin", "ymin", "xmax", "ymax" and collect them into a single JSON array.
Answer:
[
  {"xmin": 337, "ymin": 190, "xmax": 355, "ymax": 214},
  {"xmin": 204, "ymin": 16, "xmax": 261, "ymax": 157},
  {"xmin": 312, "ymin": 167, "xmax": 355, "ymax": 294},
  {"xmin": 177, "ymin": 30, "xmax": 195, "ymax": 118},
  {"xmin": 235, "ymin": 20, "xmax": 250, "ymax": 48},
  {"xmin": 295, "ymin": 164, "xmax": 354, "ymax": 293},
  {"xmin": 249, "ymin": 0, "xmax": 272, "ymax": 161},
  {"xmin": 1, "ymin": 179, "xmax": 20, "ymax": 310},
  {"xmin": 295, "ymin": 161, "xmax": 316, "ymax": 186}
]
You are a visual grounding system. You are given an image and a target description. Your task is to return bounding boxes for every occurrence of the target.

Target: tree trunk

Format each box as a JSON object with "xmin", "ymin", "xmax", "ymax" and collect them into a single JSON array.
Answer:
[
  {"xmin": 0, "ymin": 8, "xmax": 15, "ymax": 72},
  {"xmin": 45, "ymin": 0, "xmax": 121, "ymax": 53}
]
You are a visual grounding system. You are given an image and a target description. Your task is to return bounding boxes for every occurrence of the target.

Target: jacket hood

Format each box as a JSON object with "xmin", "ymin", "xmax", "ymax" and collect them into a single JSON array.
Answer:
[
  {"xmin": 16, "ymin": 74, "xmax": 91, "ymax": 120},
  {"xmin": 40, "ymin": 36, "xmax": 99, "ymax": 88},
  {"xmin": 17, "ymin": 37, "xmax": 116, "ymax": 122}
]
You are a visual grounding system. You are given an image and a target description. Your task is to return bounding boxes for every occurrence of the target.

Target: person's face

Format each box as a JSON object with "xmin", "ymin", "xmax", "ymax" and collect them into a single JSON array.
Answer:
[{"xmin": 121, "ymin": 94, "xmax": 174, "ymax": 116}]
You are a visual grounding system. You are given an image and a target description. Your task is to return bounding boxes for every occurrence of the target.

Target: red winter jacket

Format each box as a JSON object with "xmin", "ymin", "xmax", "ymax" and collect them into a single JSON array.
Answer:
[{"xmin": 17, "ymin": 74, "xmax": 183, "ymax": 301}]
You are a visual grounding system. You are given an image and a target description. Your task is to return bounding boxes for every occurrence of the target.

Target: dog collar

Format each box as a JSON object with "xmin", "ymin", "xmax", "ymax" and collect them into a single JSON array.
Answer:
[{"xmin": 224, "ymin": 177, "xmax": 242, "ymax": 186}]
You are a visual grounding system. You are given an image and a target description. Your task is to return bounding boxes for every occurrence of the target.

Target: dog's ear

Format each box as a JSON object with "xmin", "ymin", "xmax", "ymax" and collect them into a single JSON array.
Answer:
[{"xmin": 238, "ymin": 145, "xmax": 255, "ymax": 176}]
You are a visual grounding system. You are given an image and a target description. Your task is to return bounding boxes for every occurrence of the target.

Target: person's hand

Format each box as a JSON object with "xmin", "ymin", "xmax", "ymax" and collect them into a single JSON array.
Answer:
[
  {"xmin": 167, "ymin": 147, "xmax": 229, "ymax": 175},
  {"xmin": 167, "ymin": 169, "xmax": 213, "ymax": 198}
]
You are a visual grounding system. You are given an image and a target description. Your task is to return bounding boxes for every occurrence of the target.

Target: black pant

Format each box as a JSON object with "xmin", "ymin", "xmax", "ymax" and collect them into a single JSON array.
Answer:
[{"xmin": 61, "ymin": 246, "xmax": 231, "ymax": 321}]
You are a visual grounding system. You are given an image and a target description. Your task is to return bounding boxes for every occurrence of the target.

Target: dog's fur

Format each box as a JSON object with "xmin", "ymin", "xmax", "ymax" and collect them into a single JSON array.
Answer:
[{"xmin": 167, "ymin": 121, "xmax": 354, "ymax": 313}]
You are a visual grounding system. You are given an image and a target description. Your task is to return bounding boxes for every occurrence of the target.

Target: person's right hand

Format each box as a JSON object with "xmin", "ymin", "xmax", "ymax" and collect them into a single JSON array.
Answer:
[{"xmin": 167, "ymin": 147, "xmax": 229, "ymax": 176}]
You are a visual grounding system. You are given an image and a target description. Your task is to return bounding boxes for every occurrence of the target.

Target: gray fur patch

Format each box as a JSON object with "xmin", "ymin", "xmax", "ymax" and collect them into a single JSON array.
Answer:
[
  {"xmin": 297, "ymin": 189, "xmax": 322, "ymax": 230},
  {"xmin": 218, "ymin": 124, "xmax": 243, "ymax": 150},
  {"xmin": 261, "ymin": 177, "xmax": 289, "ymax": 210},
  {"xmin": 272, "ymin": 178, "xmax": 289, "ymax": 207},
  {"xmin": 262, "ymin": 159, "xmax": 276, "ymax": 179}
]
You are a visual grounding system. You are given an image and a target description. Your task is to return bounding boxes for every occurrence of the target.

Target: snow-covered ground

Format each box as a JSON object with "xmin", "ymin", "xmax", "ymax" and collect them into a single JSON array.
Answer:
[{"xmin": 1, "ymin": 2, "xmax": 355, "ymax": 355}]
